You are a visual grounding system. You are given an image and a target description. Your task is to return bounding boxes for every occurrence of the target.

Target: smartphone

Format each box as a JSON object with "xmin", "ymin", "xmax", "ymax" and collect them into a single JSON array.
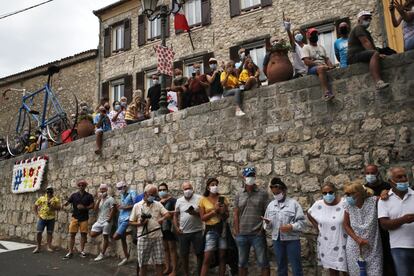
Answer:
[
  {"xmin": 218, "ymin": 196, "xmax": 224, "ymax": 205},
  {"xmin": 245, "ymin": 49, "xmax": 250, "ymax": 57},
  {"xmin": 192, "ymin": 72, "xmax": 196, "ymax": 77},
  {"xmin": 186, "ymin": 206, "xmax": 195, "ymax": 213}
]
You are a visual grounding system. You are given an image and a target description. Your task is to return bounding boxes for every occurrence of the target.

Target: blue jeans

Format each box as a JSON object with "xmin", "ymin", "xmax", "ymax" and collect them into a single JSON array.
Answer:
[
  {"xmin": 235, "ymin": 234, "xmax": 270, "ymax": 268},
  {"xmin": 273, "ymin": 238, "xmax": 303, "ymax": 276},
  {"xmin": 36, "ymin": 219, "xmax": 55, "ymax": 233},
  {"xmin": 391, "ymin": 248, "xmax": 414, "ymax": 276}
]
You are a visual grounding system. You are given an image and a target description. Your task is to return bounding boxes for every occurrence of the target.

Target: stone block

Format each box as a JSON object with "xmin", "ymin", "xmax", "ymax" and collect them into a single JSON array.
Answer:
[
  {"xmin": 376, "ymin": 128, "xmax": 396, "ymax": 146},
  {"xmin": 276, "ymin": 145, "xmax": 300, "ymax": 158},
  {"xmin": 338, "ymin": 155, "xmax": 363, "ymax": 170},
  {"xmin": 290, "ymin": 158, "xmax": 306, "ymax": 174},
  {"xmin": 323, "ymin": 138, "xmax": 350, "ymax": 155},
  {"xmin": 300, "ymin": 177, "xmax": 320, "ymax": 193},
  {"xmin": 256, "ymin": 163, "xmax": 272, "ymax": 176},
  {"xmin": 302, "ymin": 140, "xmax": 322, "ymax": 157},
  {"xmin": 323, "ymin": 174, "xmax": 351, "ymax": 188},
  {"xmin": 273, "ymin": 160, "xmax": 287, "ymax": 175},
  {"xmin": 309, "ymin": 158, "xmax": 328, "ymax": 175},
  {"xmin": 399, "ymin": 126, "xmax": 411, "ymax": 144}
]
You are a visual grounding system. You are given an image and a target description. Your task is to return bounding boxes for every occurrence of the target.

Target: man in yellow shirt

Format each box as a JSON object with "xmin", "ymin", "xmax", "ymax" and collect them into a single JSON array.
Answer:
[
  {"xmin": 33, "ymin": 186, "xmax": 61, "ymax": 253},
  {"xmin": 220, "ymin": 61, "xmax": 245, "ymax": 117}
]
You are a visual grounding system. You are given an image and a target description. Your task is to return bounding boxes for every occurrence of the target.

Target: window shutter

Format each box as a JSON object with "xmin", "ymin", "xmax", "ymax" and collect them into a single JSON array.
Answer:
[
  {"xmin": 166, "ymin": 15, "xmax": 170, "ymax": 38},
  {"xmin": 229, "ymin": 45, "xmax": 240, "ymax": 62},
  {"xmin": 229, "ymin": 0, "xmax": 241, "ymax": 18},
  {"xmin": 165, "ymin": 76, "xmax": 173, "ymax": 88},
  {"xmin": 101, "ymin": 81, "xmax": 109, "ymax": 99},
  {"xmin": 201, "ymin": 0, "xmax": 211, "ymax": 26},
  {"xmin": 124, "ymin": 75, "xmax": 133, "ymax": 103},
  {"xmin": 138, "ymin": 15, "xmax": 146, "ymax": 46},
  {"xmin": 104, "ymin": 28, "xmax": 111, "ymax": 58},
  {"xmin": 202, "ymin": 52, "xmax": 215, "ymax": 73},
  {"xmin": 124, "ymin": 19, "xmax": 131, "ymax": 50},
  {"xmin": 260, "ymin": 0, "xmax": 272, "ymax": 8},
  {"xmin": 136, "ymin": 71, "xmax": 145, "ymax": 93},
  {"xmin": 173, "ymin": 60, "xmax": 183, "ymax": 71}
]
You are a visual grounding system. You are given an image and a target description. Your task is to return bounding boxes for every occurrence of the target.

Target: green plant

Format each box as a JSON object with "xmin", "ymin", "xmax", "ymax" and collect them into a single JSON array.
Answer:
[{"xmin": 270, "ymin": 39, "xmax": 291, "ymax": 53}]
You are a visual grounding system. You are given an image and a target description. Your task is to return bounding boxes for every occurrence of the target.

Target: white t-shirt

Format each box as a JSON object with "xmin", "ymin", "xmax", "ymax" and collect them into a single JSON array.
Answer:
[
  {"xmin": 292, "ymin": 42, "xmax": 307, "ymax": 74},
  {"xmin": 130, "ymin": 200, "xmax": 168, "ymax": 239},
  {"xmin": 175, "ymin": 194, "xmax": 203, "ymax": 233},
  {"xmin": 97, "ymin": 196, "xmax": 115, "ymax": 223},
  {"xmin": 378, "ymin": 188, "xmax": 414, "ymax": 249},
  {"xmin": 302, "ymin": 44, "xmax": 328, "ymax": 65}
]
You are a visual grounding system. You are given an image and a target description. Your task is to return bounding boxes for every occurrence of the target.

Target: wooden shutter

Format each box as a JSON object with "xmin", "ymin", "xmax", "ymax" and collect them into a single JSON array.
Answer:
[
  {"xmin": 203, "ymin": 52, "xmax": 215, "ymax": 73},
  {"xmin": 260, "ymin": 0, "xmax": 272, "ymax": 8},
  {"xmin": 124, "ymin": 75, "xmax": 133, "ymax": 103},
  {"xmin": 229, "ymin": 0, "xmax": 241, "ymax": 18},
  {"xmin": 229, "ymin": 45, "xmax": 240, "ymax": 62},
  {"xmin": 124, "ymin": 19, "xmax": 131, "ymax": 50},
  {"xmin": 136, "ymin": 71, "xmax": 145, "ymax": 93},
  {"xmin": 104, "ymin": 28, "xmax": 111, "ymax": 58},
  {"xmin": 201, "ymin": 0, "xmax": 211, "ymax": 26},
  {"xmin": 173, "ymin": 60, "xmax": 183, "ymax": 71},
  {"xmin": 138, "ymin": 15, "xmax": 146, "ymax": 46},
  {"xmin": 101, "ymin": 81, "xmax": 109, "ymax": 99}
]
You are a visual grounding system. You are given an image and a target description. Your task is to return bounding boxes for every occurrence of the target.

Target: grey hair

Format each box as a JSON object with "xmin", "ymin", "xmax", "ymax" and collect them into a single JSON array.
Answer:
[
  {"xmin": 387, "ymin": 167, "xmax": 407, "ymax": 180},
  {"xmin": 144, "ymin": 184, "xmax": 157, "ymax": 193},
  {"xmin": 181, "ymin": 181, "xmax": 193, "ymax": 189}
]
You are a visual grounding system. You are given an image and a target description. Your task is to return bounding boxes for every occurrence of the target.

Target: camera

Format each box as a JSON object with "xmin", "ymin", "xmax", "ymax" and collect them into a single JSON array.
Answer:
[{"xmin": 141, "ymin": 213, "xmax": 152, "ymax": 220}]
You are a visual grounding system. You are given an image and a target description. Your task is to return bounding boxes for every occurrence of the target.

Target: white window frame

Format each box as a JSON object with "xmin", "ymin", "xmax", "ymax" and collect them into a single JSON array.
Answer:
[
  {"xmin": 183, "ymin": 60, "xmax": 204, "ymax": 78},
  {"xmin": 184, "ymin": 0, "xmax": 202, "ymax": 27},
  {"xmin": 112, "ymin": 24, "xmax": 125, "ymax": 51},
  {"xmin": 307, "ymin": 23, "xmax": 339, "ymax": 64},
  {"xmin": 240, "ymin": 0, "xmax": 261, "ymax": 10},
  {"xmin": 242, "ymin": 41, "xmax": 267, "ymax": 82},
  {"xmin": 145, "ymin": 69, "xmax": 158, "ymax": 99},
  {"xmin": 147, "ymin": 18, "xmax": 161, "ymax": 40},
  {"xmin": 110, "ymin": 79, "xmax": 125, "ymax": 104}
]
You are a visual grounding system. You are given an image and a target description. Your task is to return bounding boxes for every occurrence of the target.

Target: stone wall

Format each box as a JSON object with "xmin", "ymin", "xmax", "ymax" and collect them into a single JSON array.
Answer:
[
  {"xmin": 0, "ymin": 50, "xmax": 98, "ymax": 136},
  {"xmin": 1, "ymin": 51, "xmax": 413, "ymax": 274}
]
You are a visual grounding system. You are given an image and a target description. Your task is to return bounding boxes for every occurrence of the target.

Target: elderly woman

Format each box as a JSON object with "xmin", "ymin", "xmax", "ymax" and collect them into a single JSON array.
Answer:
[
  {"xmin": 263, "ymin": 177, "xmax": 306, "ymax": 276},
  {"xmin": 343, "ymin": 180, "xmax": 382, "ymax": 276},
  {"xmin": 108, "ymin": 100, "xmax": 127, "ymax": 130},
  {"xmin": 308, "ymin": 183, "xmax": 348, "ymax": 276},
  {"xmin": 125, "ymin": 90, "xmax": 148, "ymax": 125}
]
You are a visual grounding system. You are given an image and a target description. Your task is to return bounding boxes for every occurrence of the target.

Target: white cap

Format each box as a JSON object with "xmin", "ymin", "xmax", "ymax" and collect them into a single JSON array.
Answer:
[
  {"xmin": 116, "ymin": 181, "xmax": 127, "ymax": 188},
  {"xmin": 357, "ymin": 10, "xmax": 372, "ymax": 19},
  {"xmin": 208, "ymin": 57, "xmax": 218, "ymax": 63},
  {"xmin": 99, "ymin": 183, "xmax": 108, "ymax": 190}
]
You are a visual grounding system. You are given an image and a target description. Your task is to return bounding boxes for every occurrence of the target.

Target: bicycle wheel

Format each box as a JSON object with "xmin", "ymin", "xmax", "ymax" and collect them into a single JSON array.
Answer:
[
  {"xmin": 6, "ymin": 109, "xmax": 33, "ymax": 156},
  {"xmin": 45, "ymin": 90, "xmax": 79, "ymax": 145}
]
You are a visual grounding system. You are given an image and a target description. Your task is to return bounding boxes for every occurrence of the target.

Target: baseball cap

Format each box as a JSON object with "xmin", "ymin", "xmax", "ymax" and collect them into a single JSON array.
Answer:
[
  {"xmin": 208, "ymin": 57, "xmax": 218, "ymax": 64},
  {"xmin": 99, "ymin": 183, "xmax": 108, "ymax": 190},
  {"xmin": 306, "ymin": 28, "xmax": 318, "ymax": 37},
  {"xmin": 116, "ymin": 181, "xmax": 127, "ymax": 188},
  {"xmin": 77, "ymin": 179, "xmax": 88, "ymax": 186},
  {"xmin": 242, "ymin": 167, "xmax": 256, "ymax": 177},
  {"xmin": 357, "ymin": 10, "xmax": 372, "ymax": 19},
  {"xmin": 46, "ymin": 185, "xmax": 54, "ymax": 191}
]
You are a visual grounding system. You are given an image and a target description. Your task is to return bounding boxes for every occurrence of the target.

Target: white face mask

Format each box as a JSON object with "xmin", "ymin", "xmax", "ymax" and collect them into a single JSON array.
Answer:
[
  {"xmin": 361, "ymin": 20, "xmax": 371, "ymax": 28},
  {"xmin": 365, "ymin": 174, "xmax": 377, "ymax": 184},
  {"xmin": 239, "ymin": 53, "xmax": 245, "ymax": 60},
  {"xmin": 152, "ymin": 79, "xmax": 159, "ymax": 85},
  {"xmin": 183, "ymin": 189, "xmax": 193, "ymax": 198},
  {"xmin": 274, "ymin": 192, "xmax": 284, "ymax": 201},
  {"xmin": 99, "ymin": 192, "xmax": 107, "ymax": 198},
  {"xmin": 209, "ymin": 186, "xmax": 219, "ymax": 194},
  {"xmin": 245, "ymin": 177, "xmax": 255, "ymax": 186}
]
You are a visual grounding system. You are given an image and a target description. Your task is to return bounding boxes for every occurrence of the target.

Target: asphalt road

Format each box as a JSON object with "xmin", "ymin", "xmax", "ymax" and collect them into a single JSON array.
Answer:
[{"xmin": 0, "ymin": 247, "xmax": 137, "ymax": 276}]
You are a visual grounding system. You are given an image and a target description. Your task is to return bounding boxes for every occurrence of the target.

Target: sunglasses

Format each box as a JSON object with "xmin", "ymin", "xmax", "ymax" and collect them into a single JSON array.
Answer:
[
  {"xmin": 158, "ymin": 188, "xmax": 167, "ymax": 192},
  {"xmin": 117, "ymin": 187, "xmax": 125, "ymax": 190},
  {"xmin": 322, "ymin": 191, "xmax": 334, "ymax": 195},
  {"xmin": 270, "ymin": 185, "xmax": 283, "ymax": 189}
]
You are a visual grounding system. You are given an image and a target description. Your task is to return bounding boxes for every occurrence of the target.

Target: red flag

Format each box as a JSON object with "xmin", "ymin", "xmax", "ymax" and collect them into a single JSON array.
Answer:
[{"xmin": 174, "ymin": 13, "xmax": 190, "ymax": 32}]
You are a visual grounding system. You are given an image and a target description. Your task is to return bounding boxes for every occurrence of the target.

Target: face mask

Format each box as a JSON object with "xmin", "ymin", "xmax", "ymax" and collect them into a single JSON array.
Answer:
[
  {"xmin": 194, "ymin": 68, "xmax": 200, "ymax": 74},
  {"xmin": 274, "ymin": 192, "xmax": 284, "ymax": 201},
  {"xmin": 147, "ymin": 195, "xmax": 156, "ymax": 203},
  {"xmin": 239, "ymin": 53, "xmax": 245, "ymax": 60},
  {"xmin": 152, "ymin": 80, "xmax": 159, "ymax": 85},
  {"xmin": 309, "ymin": 35, "xmax": 318, "ymax": 43},
  {"xmin": 159, "ymin": 191, "xmax": 168, "ymax": 198},
  {"xmin": 183, "ymin": 189, "xmax": 193, "ymax": 198},
  {"xmin": 346, "ymin": 196, "xmax": 356, "ymax": 206},
  {"xmin": 114, "ymin": 105, "xmax": 121, "ymax": 111},
  {"xmin": 175, "ymin": 74, "xmax": 182, "ymax": 79},
  {"xmin": 121, "ymin": 102, "xmax": 127, "ymax": 107},
  {"xmin": 339, "ymin": 27, "xmax": 348, "ymax": 35},
  {"xmin": 323, "ymin": 193, "xmax": 335, "ymax": 204},
  {"xmin": 209, "ymin": 64, "xmax": 217, "ymax": 70},
  {"xmin": 245, "ymin": 177, "xmax": 255, "ymax": 186},
  {"xmin": 209, "ymin": 186, "xmax": 219, "ymax": 194},
  {"xmin": 294, "ymin": 33, "xmax": 303, "ymax": 42},
  {"xmin": 365, "ymin": 174, "xmax": 377, "ymax": 184},
  {"xmin": 396, "ymin": 182, "xmax": 409, "ymax": 192},
  {"xmin": 361, "ymin": 20, "xmax": 371, "ymax": 28}
]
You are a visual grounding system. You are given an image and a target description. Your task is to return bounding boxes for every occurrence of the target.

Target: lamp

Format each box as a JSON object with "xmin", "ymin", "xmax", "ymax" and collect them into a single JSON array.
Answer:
[{"xmin": 141, "ymin": 0, "xmax": 159, "ymax": 17}]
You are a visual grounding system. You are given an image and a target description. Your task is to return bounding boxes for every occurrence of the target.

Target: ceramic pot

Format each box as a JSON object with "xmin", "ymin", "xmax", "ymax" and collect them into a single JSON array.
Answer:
[
  {"xmin": 266, "ymin": 51, "xmax": 293, "ymax": 84},
  {"xmin": 77, "ymin": 119, "xmax": 94, "ymax": 138}
]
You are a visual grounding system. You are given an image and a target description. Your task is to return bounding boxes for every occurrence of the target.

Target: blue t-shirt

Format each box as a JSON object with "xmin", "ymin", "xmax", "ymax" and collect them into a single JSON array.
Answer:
[
  {"xmin": 334, "ymin": 37, "xmax": 348, "ymax": 68},
  {"xmin": 119, "ymin": 190, "xmax": 137, "ymax": 221},
  {"xmin": 93, "ymin": 114, "xmax": 111, "ymax": 132},
  {"xmin": 134, "ymin": 192, "xmax": 144, "ymax": 204}
]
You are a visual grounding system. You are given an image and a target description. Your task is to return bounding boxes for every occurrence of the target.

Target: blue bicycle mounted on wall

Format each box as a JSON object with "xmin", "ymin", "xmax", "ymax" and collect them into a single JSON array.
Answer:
[{"xmin": 4, "ymin": 65, "xmax": 78, "ymax": 156}]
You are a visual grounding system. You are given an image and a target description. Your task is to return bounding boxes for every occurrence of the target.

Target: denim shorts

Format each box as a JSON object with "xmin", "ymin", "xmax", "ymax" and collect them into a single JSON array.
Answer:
[
  {"xmin": 204, "ymin": 230, "xmax": 227, "ymax": 252},
  {"xmin": 308, "ymin": 66, "xmax": 318, "ymax": 75},
  {"xmin": 235, "ymin": 234, "xmax": 270, "ymax": 268},
  {"xmin": 36, "ymin": 219, "xmax": 55, "ymax": 233},
  {"xmin": 115, "ymin": 220, "xmax": 129, "ymax": 236}
]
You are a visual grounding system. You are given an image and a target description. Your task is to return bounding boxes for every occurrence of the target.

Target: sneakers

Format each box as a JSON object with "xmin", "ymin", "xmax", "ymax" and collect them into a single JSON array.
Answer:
[
  {"xmin": 62, "ymin": 252, "xmax": 73, "ymax": 260},
  {"xmin": 47, "ymin": 247, "xmax": 54, "ymax": 252},
  {"xmin": 235, "ymin": 110, "xmax": 246, "ymax": 117},
  {"xmin": 118, "ymin": 257, "xmax": 129, "ymax": 266},
  {"xmin": 32, "ymin": 247, "xmax": 40, "ymax": 254},
  {"xmin": 80, "ymin": 251, "xmax": 87, "ymax": 258},
  {"xmin": 94, "ymin": 253, "xmax": 104, "ymax": 261},
  {"xmin": 376, "ymin": 80, "xmax": 389, "ymax": 90}
]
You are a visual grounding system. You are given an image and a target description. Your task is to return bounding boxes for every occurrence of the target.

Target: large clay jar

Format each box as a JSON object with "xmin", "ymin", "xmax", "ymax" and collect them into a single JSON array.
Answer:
[
  {"xmin": 77, "ymin": 119, "xmax": 94, "ymax": 138},
  {"xmin": 266, "ymin": 50, "xmax": 294, "ymax": 85}
]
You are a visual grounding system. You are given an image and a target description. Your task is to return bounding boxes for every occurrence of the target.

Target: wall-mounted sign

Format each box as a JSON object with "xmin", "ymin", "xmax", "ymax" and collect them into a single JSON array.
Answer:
[{"xmin": 11, "ymin": 156, "xmax": 48, "ymax": 194}]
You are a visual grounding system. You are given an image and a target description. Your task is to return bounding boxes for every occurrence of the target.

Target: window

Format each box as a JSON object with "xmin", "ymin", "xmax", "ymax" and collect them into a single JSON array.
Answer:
[
  {"xmin": 184, "ymin": 0, "xmax": 202, "ymax": 26},
  {"xmin": 183, "ymin": 61, "xmax": 204, "ymax": 78},
  {"xmin": 147, "ymin": 18, "xmax": 161, "ymax": 40},
  {"xmin": 145, "ymin": 69, "xmax": 158, "ymax": 99},
  {"xmin": 112, "ymin": 24, "xmax": 124, "ymax": 51},
  {"xmin": 110, "ymin": 79, "xmax": 125, "ymax": 104},
  {"xmin": 240, "ymin": 0, "xmax": 261, "ymax": 10}
]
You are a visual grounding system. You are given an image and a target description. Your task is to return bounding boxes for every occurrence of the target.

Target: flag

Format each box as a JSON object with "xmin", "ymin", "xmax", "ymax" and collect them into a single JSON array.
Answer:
[
  {"xmin": 154, "ymin": 44, "xmax": 175, "ymax": 77},
  {"xmin": 174, "ymin": 13, "xmax": 190, "ymax": 32}
]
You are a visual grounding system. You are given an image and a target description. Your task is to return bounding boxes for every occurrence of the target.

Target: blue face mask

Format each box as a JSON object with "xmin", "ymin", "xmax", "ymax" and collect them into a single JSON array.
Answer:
[
  {"xmin": 294, "ymin": 33, "xmax": 303, "ymax": 42},
  {"xmin": 323, "ymin": 193, "xmax": 335, "ymax": 204},
  {"xmin": 346, "ymin": 196, "xmax": 356, "ymax": 206},
  {"xmin": 147, "ymin": 195, "xmax": 156, "ymax": 203},
  {"xmin": 159, "ymin": 191, "xmax": 168, "ymax": 198},
  {"xmin": 396, "ymin": 182, "xmax": 409, "ymax": 192},
  {"xmin": 365, "ymin": 174, "xmax": 377, "ymax": 184}
]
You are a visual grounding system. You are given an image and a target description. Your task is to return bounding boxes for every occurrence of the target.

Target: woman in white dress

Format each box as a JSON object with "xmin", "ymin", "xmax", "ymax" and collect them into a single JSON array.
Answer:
[{"xmin": 308, "ymin": 183, "xmax": 348, "ymax": 276}]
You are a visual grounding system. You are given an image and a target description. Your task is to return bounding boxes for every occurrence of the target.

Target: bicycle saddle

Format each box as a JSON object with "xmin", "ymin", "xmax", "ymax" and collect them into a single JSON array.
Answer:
[{"xmin": 46, "ymin": 65, "xmax": 60, "ymax": 76}]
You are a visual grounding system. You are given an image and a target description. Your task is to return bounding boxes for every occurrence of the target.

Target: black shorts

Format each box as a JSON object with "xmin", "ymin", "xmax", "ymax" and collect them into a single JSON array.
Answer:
[
  {"xmin": 162, "ymin": 230, "xmax": 177, "ymax": 241},
  {"xmin": 349, "ymin": 50, "xmax": 376, "ymax": 64}
]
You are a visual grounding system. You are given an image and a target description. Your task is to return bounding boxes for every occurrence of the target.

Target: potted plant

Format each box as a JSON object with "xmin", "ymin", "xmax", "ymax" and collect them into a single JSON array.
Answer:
[
  {"xmin": 265, "ymin": 39, "xmax": 293, "ymax": 85},
  {"xmin": 76, "ymin": 111, "xmax": 94, "ymax": 138}
]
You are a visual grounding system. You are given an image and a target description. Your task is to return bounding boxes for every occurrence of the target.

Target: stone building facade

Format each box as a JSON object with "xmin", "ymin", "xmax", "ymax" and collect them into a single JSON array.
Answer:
[
  {"xmin": 0, "ymin": 52, "xmax": 413, "ymax": 274},
  {"xmin": 0, "ymin": 50, "xmax": 98, "ymax": 136},
  {"xmin": 94, "ymin": 0, "xmax": 391, "ymax": 102}
]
